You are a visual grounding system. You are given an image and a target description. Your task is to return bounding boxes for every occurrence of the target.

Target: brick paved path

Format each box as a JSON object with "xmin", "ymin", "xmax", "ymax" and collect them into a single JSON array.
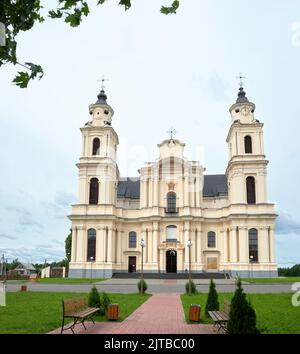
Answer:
[{"xmin": 50, "ymin": 293, "xmax": 214, "ymax": 334}]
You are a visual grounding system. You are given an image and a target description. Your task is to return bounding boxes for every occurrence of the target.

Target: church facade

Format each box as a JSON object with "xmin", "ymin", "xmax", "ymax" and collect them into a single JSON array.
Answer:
[{"xmin": 68, "ymin": 85, "xmax": 278, "ymax": 278}]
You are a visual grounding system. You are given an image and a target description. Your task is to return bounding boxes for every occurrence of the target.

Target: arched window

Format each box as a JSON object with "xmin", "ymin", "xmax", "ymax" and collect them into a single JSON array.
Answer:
[
  {"xmin": 129, "ymin": 231, "xmax": 137, "ymax": 248},
  {"xmin": 244, "ymin": 135, "xmax": 252, "ymax": 154},
  {"xmin": 167, "ymin": 192, "xmax": 176, "ymax": 213},
  {"xmin": 249, "ymin": 228, "xmax": 258, "ymax": 262},
  {"xmin": 207, "ymin": 231, "xmax": 216, "ymax": 248},
  {"xmin": 89, "ymin": 178, "xmax": 99, "ymax": 205},
  {"xmin": 166, "ymin": 225, "xmax": 177, "ymax": 240},
  {"xmin": 246, "ymin": 176, "xmax": 256, "ymax": 204},
  {"xmin": 92, "ymin": 138, "xmax": 100, "ymax": 155},
  {"xmin": 87, "ymin": 228, "xmax": 96, "ymax": 261}
]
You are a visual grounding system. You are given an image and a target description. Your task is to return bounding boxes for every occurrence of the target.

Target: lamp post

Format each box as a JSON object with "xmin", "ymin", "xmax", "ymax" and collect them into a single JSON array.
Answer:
[
  {"xmin": 140, "ymin": 239, "xmax": 146, "ymax": 294},
  {"xmin": 90, "ymin": 256, "xmax": 94, "ymax": 284},
  {"xmin": 187, "ymin": 239, "xmax": 193, "ymax": 295}
]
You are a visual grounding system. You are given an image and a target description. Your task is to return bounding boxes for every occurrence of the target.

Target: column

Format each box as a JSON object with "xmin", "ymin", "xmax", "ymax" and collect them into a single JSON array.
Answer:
[
  {"xmin": 159, "ymin": 249, "xmax": 164, "ymax": 272},
  {"xmin": 148, "ymin": 179, "xmax": 153, "ymax": 208},
  {"xmin": 259, "ymin": 227, "xmax": 270, "ymax": 263},
  {"xmin": 183, "ymin": 222, "xmax": 190, "ymax": 267},
  {"xmin": 184, "ymin": 173, "xmax": 189, "ymax": 206},
  {"xmin": 269, "ymin": 227, "xmax": 276, "ymax": 263},
  {"xmin": 152, "ymin": 224, "xmax": 158, "ymax": 264},
  {"xmin": 220, "ymin": 230, "xmax": 226, "ymax": 264},
  {"xmin": 153, "ymin": 177, "xmax": 158, "ymax": 207},
  {"xmin": 223, "ymin": 229, "xmax": 228, "ymax": 264},
  {"xmin": 195, "ymin": 177, "xmax": 201, "ymax": 207},
  {"xmin": 117, "ymin": 230, "xmax": 123, "ymax": 266},
  {"xmin": 239, "ymin": 227, "xmax": 248, "ymax": 263},
  {"xmin": 107, "ymin": 227, "xmax": 113, "ymax": 263},
  {"xmin": 96, "ymin": 227, "xmax": 105, "ymax": 263},
  {"xmin": 191, "ymin": 228, "xmax": 196, "ymax": 264},
  {"xmin": 230, "ymin": 226, "xmax": 237, "ymax": 263},
  {"xmin": 71, "ymin": 227, "xmax": 77, "ymax": 262},
  {"xmin": 197, "ymin": 229, "xmax": 202, "ymax": 264}
]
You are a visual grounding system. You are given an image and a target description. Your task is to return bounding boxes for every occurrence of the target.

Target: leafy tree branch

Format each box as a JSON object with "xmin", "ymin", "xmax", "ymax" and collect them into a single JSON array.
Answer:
[{"xmin": 0, "ymin": 0, "xmax": 180, "ymax": 88}]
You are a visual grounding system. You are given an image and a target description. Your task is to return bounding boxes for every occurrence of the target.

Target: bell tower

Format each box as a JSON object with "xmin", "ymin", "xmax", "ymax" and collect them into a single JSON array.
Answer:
[
  {"xmin": 226, "ymin": 80, "xmax": 268, "ymax": 205},
  {"xmin": 77, "ymin": 84, "xmax": 119, "ymax": 206}
]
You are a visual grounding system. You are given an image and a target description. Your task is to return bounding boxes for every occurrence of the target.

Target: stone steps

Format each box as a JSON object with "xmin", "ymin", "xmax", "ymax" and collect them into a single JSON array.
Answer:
[{"xmin": 112, "ymin": 272, "xmax": 227, "ymax": 279}]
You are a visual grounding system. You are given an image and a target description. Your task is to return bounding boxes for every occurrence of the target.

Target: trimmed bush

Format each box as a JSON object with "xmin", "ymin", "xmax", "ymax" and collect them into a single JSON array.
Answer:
[
  {"xmin": 205, "ymin": 279, "xmax": 219, "ymax": 315},
  {"xmin": 227, "ymin": 278, "xmax": 260, "ymax": 334},
  {"xmin": 185, "ymin": 280, "xmax": 197, "ymax": 295},
  {"xmin": 137, "ymin": 279, "xmax": 148, "ymax": 293},
  {"xmin": 102, "ymin": 292, "xmax": 111, "ymax": 312},
  {"xmin": 88, "ymin": 286, "xmax": 101, "ymax": 308}
]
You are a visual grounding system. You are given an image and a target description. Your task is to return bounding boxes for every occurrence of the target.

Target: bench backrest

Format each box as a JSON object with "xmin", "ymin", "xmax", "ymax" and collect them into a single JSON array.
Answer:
[
  {"xmin": 223, "ymin": 300, "xmax": 231, "ymax": 315},
  {"xmin": 63, "ymin": 297, "xmax": 87, "ymax": 316}
]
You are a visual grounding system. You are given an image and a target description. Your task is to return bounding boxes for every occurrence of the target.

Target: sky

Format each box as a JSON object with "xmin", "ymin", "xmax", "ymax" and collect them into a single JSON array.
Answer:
[{"xmin": 0, "ymin": 0, "xmax": 300, "ymax": 266}]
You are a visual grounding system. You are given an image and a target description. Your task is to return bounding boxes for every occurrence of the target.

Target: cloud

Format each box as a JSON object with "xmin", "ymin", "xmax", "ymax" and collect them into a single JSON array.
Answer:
[
  {"xmin": 0, "ymin": 246, "xmax": 65, "ymax": 263},
  {"xmin": 19, "ymin": 215, "xmax": 44, "ymax": 230},
  {"xmin": 6, "ymin": 206, "xmax": 31, "ymax": 217},
  {"xmin": 54, "ymin": 192, "xmax": 76, "ymax": 208},
  {"xmin": 0, "ymin": 233, "xmax": 18, "ymax": 240},
  {"xmin": 207, "ymin": 73, "xmax": 228, "ymax": 101},
  {"xmin": 276, "ymin": 209, "xmax": 300, "ymax": 235}
]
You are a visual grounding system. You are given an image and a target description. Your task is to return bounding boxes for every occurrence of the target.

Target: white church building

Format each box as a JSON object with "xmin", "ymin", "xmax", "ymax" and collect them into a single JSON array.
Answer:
[{"xmin": 68, "ymin": 83, "xmax": 278, "ymax": 278}]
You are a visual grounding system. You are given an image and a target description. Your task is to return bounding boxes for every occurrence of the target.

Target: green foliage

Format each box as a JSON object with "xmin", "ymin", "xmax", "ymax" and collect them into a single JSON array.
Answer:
[
  {"xmin": 278, "ymin": 264, "xmax": 300, "ymax": 277},
  {"xmin": 161, "ymin": 0, "xmax": 180, "ymax": 15},
  {"xmin": 205, "ymin": 279, "xmax": 219, "ymax": 315},
  {"xmin": 65, "ymin": 231, "xmax": 72, "ymax": 262},
  {"xmin": 185, "ymin": 280, "xmax": 197, "ymax": 295},
  {"xmin": 0, "ymin": 1, "xmax": 181, "ymax": 88},
  {"xmin": 137, "ymin": 279, "xmax": 148, "ymax": 293},
  {"xmin": 88, "ymin": 286, "xmax": 101, "ymax": 308},
  {"xmin": 227, "ymin": 278, "xmax": 260, "ymax": 334},
  {"xmin": 101, "ymin": 292, "xmax": 111, "ymax": 313}
]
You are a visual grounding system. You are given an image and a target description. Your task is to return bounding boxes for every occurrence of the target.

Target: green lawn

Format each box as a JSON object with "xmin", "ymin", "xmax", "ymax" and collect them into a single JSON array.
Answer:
[
  {"xmin": 242, "ymin": 277, "xmax": 300, "ymax": 284},
  {"xmin": 0, "ymin": 292, "xmax": 151, "ymax": 334},
  {"xmin": 181, "ymin": 293, "xmax": 300, "ymax": 334},
  {"xmin": 36, "ymin": 278, "xmax": 105, "ymax": 284}
]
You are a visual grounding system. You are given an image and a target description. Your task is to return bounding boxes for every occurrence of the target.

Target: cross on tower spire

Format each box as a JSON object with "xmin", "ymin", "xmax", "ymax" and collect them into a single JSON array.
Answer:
[
  {"xmin": 167, "ymin": 127, "xmax": 176, "ymax": 140},
  {"xmin": 97, "ymin": 75, "xmax": 109, "ymax": 92},
  {"xmin": 236, "ymin": 72, "xmax": 246, "ymax": 89}
]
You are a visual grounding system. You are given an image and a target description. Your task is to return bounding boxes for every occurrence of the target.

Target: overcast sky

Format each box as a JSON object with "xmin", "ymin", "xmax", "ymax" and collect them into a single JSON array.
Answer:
[{"xmin": 0, "ymin": 0, "xmax": 300, "ymax": 266}]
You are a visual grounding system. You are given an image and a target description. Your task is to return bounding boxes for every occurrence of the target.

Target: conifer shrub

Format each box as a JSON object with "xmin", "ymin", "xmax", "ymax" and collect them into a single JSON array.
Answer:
[
  {"xmin": 88, "ymin": 286, "xmax": 101, "ymax": 309},
  {"xmin": 227, "ymin": 278, "xmax": 260, "ymax": 334},
  {"xmin": 205, "ymin": 279, "xmax": 220, "ymax": 315},
  {"xmin": 101, "ymin": 292, "xmax": 111, "ymax": 313}
]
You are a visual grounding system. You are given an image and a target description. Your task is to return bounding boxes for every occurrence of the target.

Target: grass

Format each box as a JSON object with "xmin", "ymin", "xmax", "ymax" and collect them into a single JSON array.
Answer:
[
  {"xmin": 242, "ymin": 277, "xmax": 300, "ymax": 284},
  {"xmin": 181, "ymin": 293, "xmax": 300, "ymax": 334},
  {"xmin": 36, "ymin": 278, "xmax": 105, "ymax": 284},
  {"xmin": 0, "ymin": 292, "xmax": 151, "ymax": 334}
]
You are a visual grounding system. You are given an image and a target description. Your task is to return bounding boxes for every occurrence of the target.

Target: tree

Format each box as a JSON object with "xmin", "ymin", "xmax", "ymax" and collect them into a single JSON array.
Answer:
[
  {"xmin": 205, "ymin": 279, "xmax": 219, "ymax": 315},
  {"xmin": 65, "ymin": 230, "xmax": 72, "ymax": 262},
  {"xmin": 0, "ymin": 0, "xmax": 179, "ymax": 88},
  {"xmin": 227, "ymin": 278, "xmax": 260, "ymax": 334},
  {"xmin": 88, "ymin": 286, "xmax": 101, "ymax": 308}
]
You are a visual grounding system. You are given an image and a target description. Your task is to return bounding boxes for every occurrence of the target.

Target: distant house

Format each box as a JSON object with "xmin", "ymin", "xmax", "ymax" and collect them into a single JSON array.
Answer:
[{"xmin": 13, "ymin": 263, "xmax": 36, "ymax": 276}]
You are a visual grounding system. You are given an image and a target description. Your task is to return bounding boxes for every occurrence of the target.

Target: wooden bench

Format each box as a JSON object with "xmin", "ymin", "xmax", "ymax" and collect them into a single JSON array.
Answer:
[
  {"xmin": 208, "ymin": 300, "xmax": 231, "ymax": 333},
  {"xmin": 61, "ymin": 297, "xmax": 99, "ymax": 334}
]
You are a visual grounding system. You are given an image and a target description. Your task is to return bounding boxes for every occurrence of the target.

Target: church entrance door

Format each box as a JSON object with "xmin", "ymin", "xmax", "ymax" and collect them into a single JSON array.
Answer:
[
  {"xmin": 166, "ymin": 250, "xmax": 177, "ymax": 273},
  {"xmin": 128, "ymin": 256, "xmax": 136, "ymax": 273}
]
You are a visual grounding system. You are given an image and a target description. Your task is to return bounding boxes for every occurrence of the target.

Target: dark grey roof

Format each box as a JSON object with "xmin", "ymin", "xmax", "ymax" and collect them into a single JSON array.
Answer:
[
  {"xmin": 96, "ymin": 89, "xmax": 108, "ymax": 105},
  {"xmin": 117, "ymin": 178, "xmax": 140, "ymax": 199},
  {"xmin": 203, "ymin": 174, "xmax": 228, "ymax": 197},
  {"xmin": 117, "ymin": 175, "xmax": 228, "ymax": 200},
  {"xmin": 236, "ymin": 87, "xmax": 249, "ymax": 104}
]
